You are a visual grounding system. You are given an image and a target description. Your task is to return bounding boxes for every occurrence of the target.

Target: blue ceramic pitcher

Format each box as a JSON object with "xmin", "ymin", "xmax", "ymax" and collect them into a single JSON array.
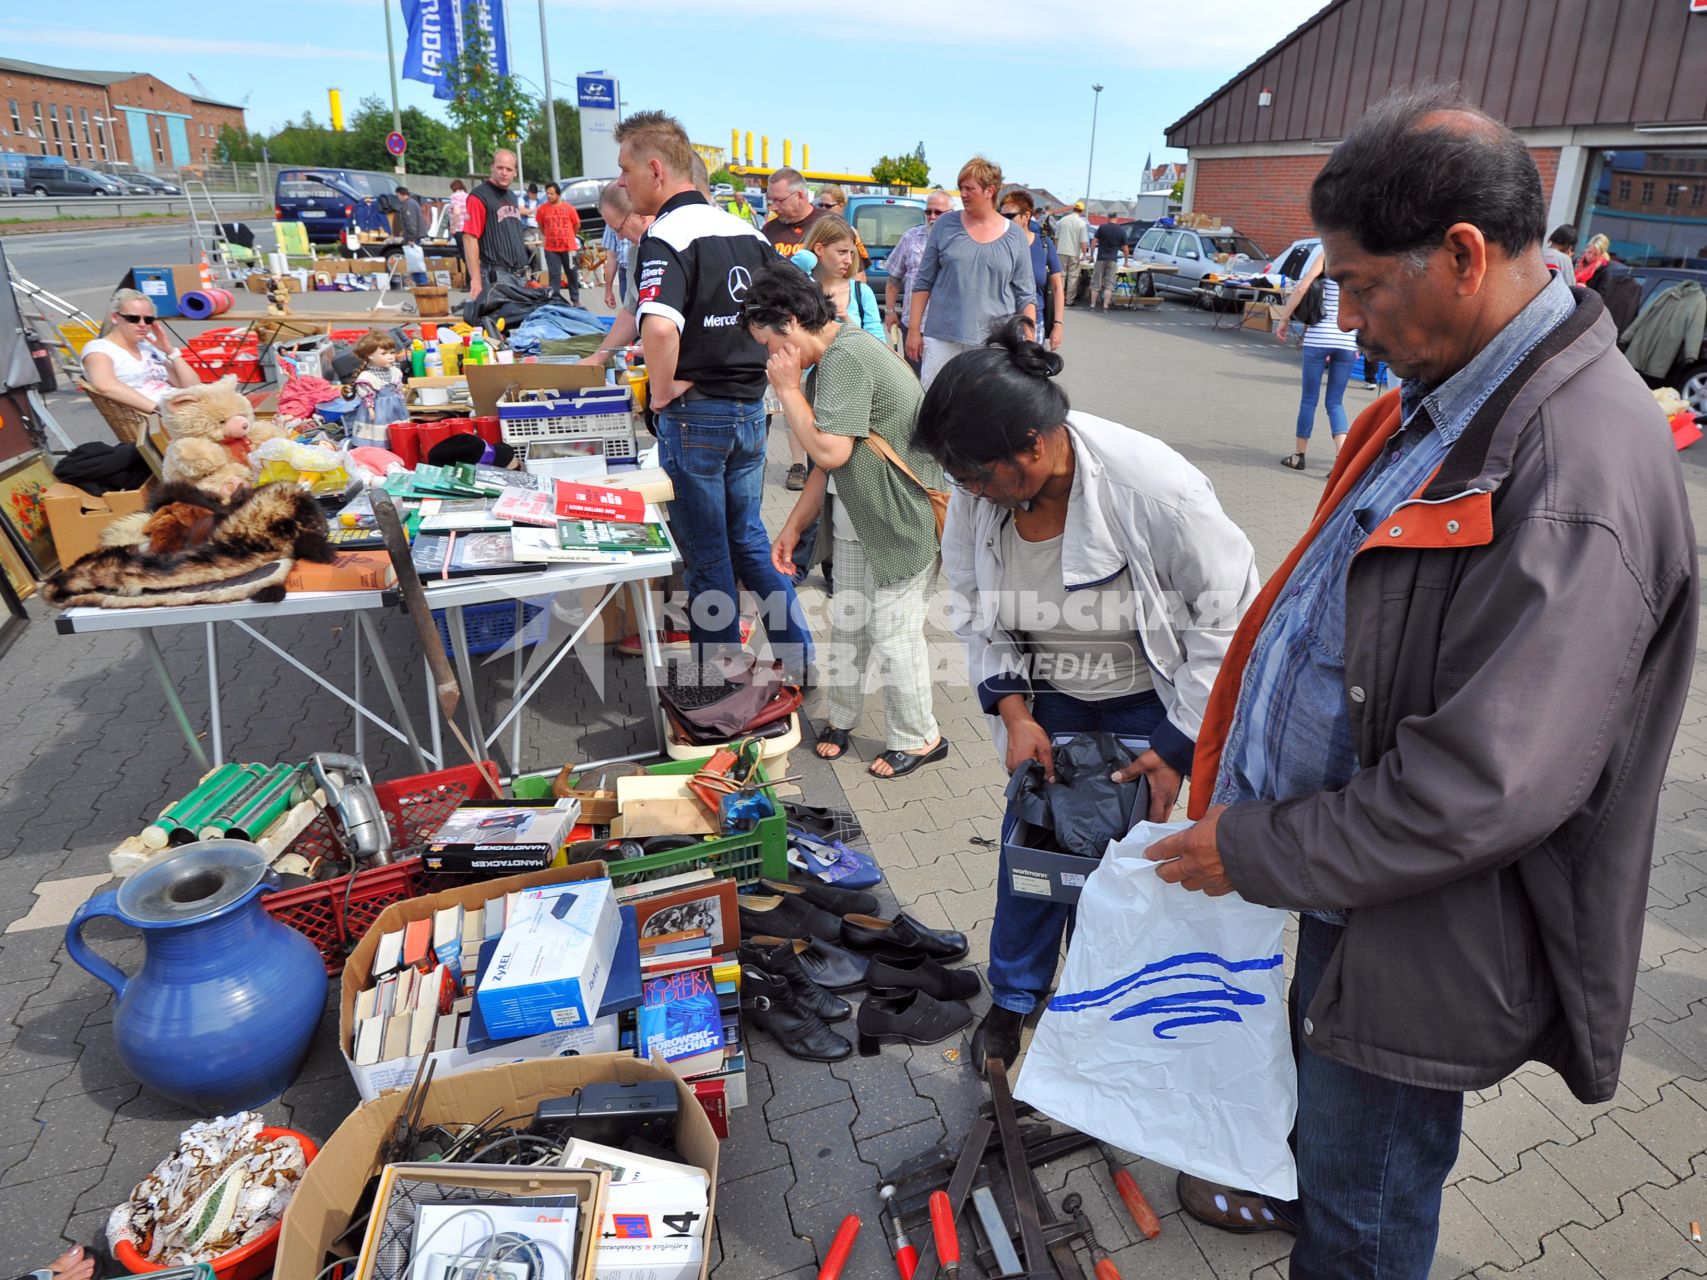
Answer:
[{"xmin": 66, "ymin": 840, "xmax": 328, "ymax": 1113}]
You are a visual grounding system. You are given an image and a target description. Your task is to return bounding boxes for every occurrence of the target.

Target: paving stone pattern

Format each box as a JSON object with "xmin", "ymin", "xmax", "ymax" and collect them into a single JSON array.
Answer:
[{"xmin": 3, "ymin": 301, "xmax": 1707, "ymax": 1279}]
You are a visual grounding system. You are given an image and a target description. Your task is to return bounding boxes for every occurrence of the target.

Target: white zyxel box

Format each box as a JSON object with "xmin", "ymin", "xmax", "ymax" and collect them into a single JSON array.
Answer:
[{"xmin": 476, "ymin": 879, "xmax": 620, "ymax": 1038}]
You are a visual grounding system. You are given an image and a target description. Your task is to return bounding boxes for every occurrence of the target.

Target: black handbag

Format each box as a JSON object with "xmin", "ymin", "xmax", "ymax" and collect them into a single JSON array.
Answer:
[
  {"xmin": 1294, "ymin": 276, "xmax": 1326, "ymax": 327},
  {"xmin": 1004, "ymin": 733, "xmax": 1149, "ymax": 858}
]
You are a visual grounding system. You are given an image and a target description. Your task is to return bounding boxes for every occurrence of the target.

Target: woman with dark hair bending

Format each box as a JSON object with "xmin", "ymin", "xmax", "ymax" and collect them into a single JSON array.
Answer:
[
  {"xmin": 916, "ymin": 317, "xmax": 1260, "ymax": 1072},
  {"xmin": 743, "ymin": 262, "xmax": 949, "ymax": 780}
]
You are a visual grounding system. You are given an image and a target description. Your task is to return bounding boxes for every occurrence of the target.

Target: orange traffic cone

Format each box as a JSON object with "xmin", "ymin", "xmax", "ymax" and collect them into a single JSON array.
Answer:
[{"xmin": 198, "ymin": 251, "xmax": 214, "ymax": 289}]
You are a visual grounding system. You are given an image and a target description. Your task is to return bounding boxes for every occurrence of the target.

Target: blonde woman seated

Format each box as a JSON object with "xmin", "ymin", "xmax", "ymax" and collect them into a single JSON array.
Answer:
[{"xmin": 80, "ymin": 288, "xmax": 200, "ymax": 413}]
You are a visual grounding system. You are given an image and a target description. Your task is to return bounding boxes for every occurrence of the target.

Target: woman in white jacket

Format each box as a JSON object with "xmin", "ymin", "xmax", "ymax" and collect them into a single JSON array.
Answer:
[{"xmin": 914, "ymin": 317, "xmax": 1260, "ymax": 1073}]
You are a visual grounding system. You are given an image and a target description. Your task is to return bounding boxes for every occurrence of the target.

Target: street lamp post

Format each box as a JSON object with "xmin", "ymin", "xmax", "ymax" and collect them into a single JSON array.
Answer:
[
  {"xmin": 537, "ymin": 0, "xmax": 561, "ymax": 181},
  {"xmin": 1084, "ymin": 83, "xmax": 1103, "ymax": 211},
  {"xmin": 382, "ymin": 0, "xmax": 406, "ymax": 175}
]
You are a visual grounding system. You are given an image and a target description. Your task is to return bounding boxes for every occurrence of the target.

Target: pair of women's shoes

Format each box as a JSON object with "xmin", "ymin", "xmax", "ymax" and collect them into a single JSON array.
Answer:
[{"xmin": 739, "ymin": 879, "xmax": 971, "ymax": 964}]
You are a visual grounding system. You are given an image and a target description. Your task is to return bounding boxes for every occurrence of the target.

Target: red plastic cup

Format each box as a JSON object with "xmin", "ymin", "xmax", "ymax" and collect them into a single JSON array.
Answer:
[
  {"xmin": 387, "ymin": 421, "xmax": 420, "ymax": 468},
  {"xmin": 474, "ymin": 415, "xmax": 501, "ymax": 445},
  {"xmin": 417, "ymin": 420, "xmax": 453, "ymax": 454}
]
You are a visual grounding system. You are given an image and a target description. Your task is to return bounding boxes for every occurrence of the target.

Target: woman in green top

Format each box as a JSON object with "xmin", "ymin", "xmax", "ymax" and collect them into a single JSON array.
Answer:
[{"xmin": 742, "ymin": 262, "xmax": 949, "ymax": 781}]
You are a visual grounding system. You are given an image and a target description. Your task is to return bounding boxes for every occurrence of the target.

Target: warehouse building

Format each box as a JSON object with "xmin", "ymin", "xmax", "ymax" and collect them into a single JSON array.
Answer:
[{"xmin": 1166, "ymin": 0, "xmax": 1707, "ymax": 269}]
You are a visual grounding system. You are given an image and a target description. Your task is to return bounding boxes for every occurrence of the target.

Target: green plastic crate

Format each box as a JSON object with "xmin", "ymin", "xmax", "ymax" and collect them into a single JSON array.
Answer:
[{"xmin": 512, "ymin": 757, "xmax": 787, "ymax": 888}]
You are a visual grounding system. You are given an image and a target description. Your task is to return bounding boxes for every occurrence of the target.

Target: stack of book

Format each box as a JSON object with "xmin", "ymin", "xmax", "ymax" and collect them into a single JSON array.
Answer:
[
  {"xmin": 420, "ymin": 799, "xmax": 583, "ymax": 874},
  {"xmin": 619, "ymin": 871, "xmax": 748, "ymax": 1113},
  {"xmin": 351, "ymin": 951, "xmax": 460, "ymax": 1067},
  {"xmin": 559, "ymin": 1137, "xmax": 709, "ymax": 1280},
  {"xmin": 505, "ymin": 480, "xmax": 670, "ymax": 567}
]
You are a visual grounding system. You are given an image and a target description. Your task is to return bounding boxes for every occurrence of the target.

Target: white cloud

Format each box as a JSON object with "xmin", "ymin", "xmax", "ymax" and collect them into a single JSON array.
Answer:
[
  {"xmin": 545, "ymin": 0, "xmax": 1326, "ymax": 71},
  {"xmin": 0, "ymin": 27, "xmax": 385, "ymax": 62}
]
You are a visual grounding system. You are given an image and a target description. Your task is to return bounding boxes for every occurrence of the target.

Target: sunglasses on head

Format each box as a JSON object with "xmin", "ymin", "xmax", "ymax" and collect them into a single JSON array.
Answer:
[{"xmin": 116, "ymin": 313, "xmax": 153, "ymax": 323}]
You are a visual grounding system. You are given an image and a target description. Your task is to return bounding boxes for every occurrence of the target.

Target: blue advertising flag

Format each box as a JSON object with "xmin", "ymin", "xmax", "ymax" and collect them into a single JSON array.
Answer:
[{"xmin": 401, "ymin": 0, "xmax": 508, "ymax": 102}]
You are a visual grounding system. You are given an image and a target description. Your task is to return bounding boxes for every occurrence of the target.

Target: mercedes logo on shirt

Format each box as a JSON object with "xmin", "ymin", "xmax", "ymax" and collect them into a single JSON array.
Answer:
[{"xmin": 727, "ymin": 266, "xmax": 752, "ymax": 302}]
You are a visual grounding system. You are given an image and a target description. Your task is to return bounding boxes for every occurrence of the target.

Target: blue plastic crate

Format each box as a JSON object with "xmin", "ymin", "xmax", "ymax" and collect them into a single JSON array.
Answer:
[{"xmin": 432, "ymin": 599, "xmax": 550, "ymax": 657}]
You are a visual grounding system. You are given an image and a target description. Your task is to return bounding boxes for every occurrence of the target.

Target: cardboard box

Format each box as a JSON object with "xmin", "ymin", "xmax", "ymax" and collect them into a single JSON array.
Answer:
[
  {"xmin": 40, "ymin": 483, "xmax": 149, "ymax": 566},
  {"xmin": 478, "ymin": 880, "xmax": 620, "ymax": 1038},
  {"xmin": 1242, "ymin": 301, "xmax": 1277, "ymax": 332},
  {"xmin": 339, "ymin": 862, "xmax": 618, "ymax": 1100},
  {"xmin": 999, "ymin": 736, "xmax": 1149, "ymax": 903},
  {"xmin": 467, "ymin": 362, "xmax": 603, "ymax": 417},
  {"xmin": 275, "ymin": 1053, "xmax": 720, "ymax": 1280}
]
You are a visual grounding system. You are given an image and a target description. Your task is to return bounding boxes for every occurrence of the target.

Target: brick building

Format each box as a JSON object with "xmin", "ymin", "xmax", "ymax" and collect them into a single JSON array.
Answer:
[
  {"xmin": 0, "ymin": 57, "xmax": 245, "ymax": 173},
  {"xmin": 1166, "ymin": 0, "xmax": 1707, "ymax": 270}
]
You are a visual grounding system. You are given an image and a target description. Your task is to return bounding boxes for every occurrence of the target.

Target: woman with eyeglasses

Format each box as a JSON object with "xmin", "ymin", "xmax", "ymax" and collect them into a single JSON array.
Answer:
[
  {"xmin": 905, "ymin": 157, "xmax": 1035, "ymax": 388},
  {"xmin": 999, "ymin": 188, "xmax": 1065, "ymax": 352},
  {"xmin": 80, "ymin": 287, "xmax": 200, "ymax": 413},
  {"xmin": 915, "ymin": 317, "xmax": 1259, "ymax": 1072}
]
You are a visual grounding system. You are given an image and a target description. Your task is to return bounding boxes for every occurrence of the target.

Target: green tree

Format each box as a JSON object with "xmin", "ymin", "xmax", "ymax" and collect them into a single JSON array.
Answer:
[
  {"xmin": 870, "ymin": 142, "xmax": 929, "ymax": 188},
  {"xmin": 443, "ymin": 5, "xmax": 537, "ymax": 166},
  {"xmin": 709, "ymin": 166, "xmax": 739, "ymax": 189},
  {"xmin": 1169, "ymin": 177, "xmax": 1184, "ymax": 202},
  {"xmin": 520, "ymin": 98, "xmax": 584, "ymax": 182}
]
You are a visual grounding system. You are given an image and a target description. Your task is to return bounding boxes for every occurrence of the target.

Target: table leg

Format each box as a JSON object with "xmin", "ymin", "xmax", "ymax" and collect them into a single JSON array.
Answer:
[
  {"xmin": 445, "ymin": 605, "xmax": 488, "ymax": 763},
  {"xmin": 204, "ymin": 621, "xmax": 223, "ymax": 767},
  {"xmin": 425, "ymin": 654, "xmax": 444, "ymax": 768},
  {"xmin": 355, "ymin": 611, "xmax": 430, "ymax": 773},
  {"xmin": 511, "ymin": 597, "xmax": 524, "ymax": 772},
  {"xmin": 143, "ymin": 630, "xmax": 210, "ymax": 772},
  {"xmin": 635, "ymin": 581, "xmax": 669, "ymax": 756},
  {"xmin": 352, "ymin": 608, "xmax": 365, "ymax": 760}
]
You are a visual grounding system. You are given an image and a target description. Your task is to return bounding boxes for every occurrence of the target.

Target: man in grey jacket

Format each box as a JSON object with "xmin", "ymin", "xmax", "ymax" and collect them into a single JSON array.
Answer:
[{"xmin": 1148, "ymin": 86, "xmax": 1698, "ymax": 1277}]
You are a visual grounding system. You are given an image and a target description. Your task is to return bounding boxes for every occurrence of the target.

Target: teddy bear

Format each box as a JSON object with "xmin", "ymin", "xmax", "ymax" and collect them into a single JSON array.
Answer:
[{"xmin": 156, "ymin": 377, "xmax": 285, "ymax": 499}]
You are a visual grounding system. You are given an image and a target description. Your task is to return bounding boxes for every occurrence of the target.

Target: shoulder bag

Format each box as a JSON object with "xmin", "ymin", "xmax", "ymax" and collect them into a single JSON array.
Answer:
[
  {"xmin": 1293, "ymin": 276, "xmax": 1326, "ymax": 327},
  {"xmin": 863, "ymin": 430, "xmax": 949, "ymax": 540}
]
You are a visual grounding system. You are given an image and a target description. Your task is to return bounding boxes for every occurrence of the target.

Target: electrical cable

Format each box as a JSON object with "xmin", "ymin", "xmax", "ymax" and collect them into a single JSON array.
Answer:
[
  {"xmin": 466, "ymin": 1133, "xmax": 562, "ymax": 1165},
  {"xmin": 311, "ymin": 1255, "xmax": 359, "ymax": 1280}
]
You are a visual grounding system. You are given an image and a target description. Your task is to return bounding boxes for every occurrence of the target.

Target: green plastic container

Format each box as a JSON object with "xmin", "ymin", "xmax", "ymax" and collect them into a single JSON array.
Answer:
[{"xmin": 512, "ymin": 758, "xmax": 787, "ymax": 888}]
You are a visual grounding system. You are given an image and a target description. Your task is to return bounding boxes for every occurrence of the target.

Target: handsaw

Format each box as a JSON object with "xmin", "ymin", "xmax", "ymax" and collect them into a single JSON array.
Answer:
[{"xmin": 372, "ymin": 493, "xmax": 502, "ymax": 797}]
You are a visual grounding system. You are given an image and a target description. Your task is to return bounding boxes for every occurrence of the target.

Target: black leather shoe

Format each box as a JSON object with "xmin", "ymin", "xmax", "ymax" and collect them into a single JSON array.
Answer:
[
  {"xmin": 970, "ymin": 1005, "xmax": 1024, "ymax": 1077},
  {"xmin": 765, "ymin": 935, "xmax": 869, "ymax": 991},
  {"xmin": 866, "ymin": 952, "xmax": 982, "ymax": 1002},
  {"xmin": 739, "ymin": 891, "xmax": 844, "ymax": 943},
  {"xmin": 857, "ymin": 985, "xmax": 973, "ymax": 1055},
  {"xmin": 741, "ymin": 965, "xmax": 852, "ymax": 1061},
  {"xmin": 762, "ymin": 874, "xmax": 880, "ymax": 919},
  {"xmin": 841, "ymin": 912, "xmax": 969, "ymax": 962},
  {"xmin": 739, "ymin": 937, "xmax": 851, "ymax": 1022}
]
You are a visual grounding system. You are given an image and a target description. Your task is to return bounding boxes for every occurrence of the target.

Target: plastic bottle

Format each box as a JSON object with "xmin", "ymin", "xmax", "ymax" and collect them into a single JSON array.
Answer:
[
  {"xmin": 423, "ymin": 344, "xmax": 443, "ymax": 376},
  {"xmin": 467, "ymin": 333, "xmax": 488, "ymax": 366},
  {"xmin": 439, "ymin": 331, "xmax": 462, "ymax": 375},
  {"xmin": 410, "ymin": 339, "xmax": 426, "ymax": 378}
]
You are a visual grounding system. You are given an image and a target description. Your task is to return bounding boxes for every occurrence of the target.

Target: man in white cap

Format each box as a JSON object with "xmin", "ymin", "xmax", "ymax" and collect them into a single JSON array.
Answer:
[{"xmin": 1055, "ymin": 200, "xmax": 1090, "ymax": 306}]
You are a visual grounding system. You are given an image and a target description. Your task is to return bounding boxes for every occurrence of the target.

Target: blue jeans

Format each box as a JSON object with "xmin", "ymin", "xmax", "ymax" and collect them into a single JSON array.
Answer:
[
  {"xmin": 1297, "ymin": 346, "xmax": 1354, "ymax": 440},
  {"xmin": 655, "ymin": 397, "xmax": 811, "ymax": 673},
  {"xmin": 1282, "ymin": 914, "xmax": 1464, "ymax": 1278},
  {"xmin": 989, "ymin": 685, "xmax": 1165, "ymax": 1013}
]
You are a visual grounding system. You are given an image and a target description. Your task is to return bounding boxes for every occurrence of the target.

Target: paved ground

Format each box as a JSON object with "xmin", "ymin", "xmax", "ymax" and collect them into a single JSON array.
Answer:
[{"xmin": 1, "ymin": 277, "xmax": 1706, "ymax": 1280}]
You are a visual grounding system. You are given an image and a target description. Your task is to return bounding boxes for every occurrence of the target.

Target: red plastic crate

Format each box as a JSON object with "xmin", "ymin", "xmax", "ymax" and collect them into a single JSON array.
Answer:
[{"xmin": 263, "ymin": 762, "xmax": 502, "ymax": 974}]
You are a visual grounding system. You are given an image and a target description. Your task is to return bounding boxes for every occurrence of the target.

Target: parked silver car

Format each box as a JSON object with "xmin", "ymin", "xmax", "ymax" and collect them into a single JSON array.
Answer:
[{"xmin": 1131, "ymin": 223, "xmax": 1267, "ymax": 299}]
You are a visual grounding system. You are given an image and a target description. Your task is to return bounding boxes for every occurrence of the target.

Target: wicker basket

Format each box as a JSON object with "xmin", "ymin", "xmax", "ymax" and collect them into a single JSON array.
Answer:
[{"xmin": 411, "ymin": 285, "xmax": 451, "ymax": 317}]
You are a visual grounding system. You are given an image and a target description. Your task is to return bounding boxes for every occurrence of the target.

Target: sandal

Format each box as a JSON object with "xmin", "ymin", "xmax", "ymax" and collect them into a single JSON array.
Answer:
[
  {"xmin": 870, "ymin": 738, "xmax": 949, "ymax": 780},
  {"xmin": 1176, "ymin": 1172, "xmax": 1297, "ymax": 1235},
  {"xmin": 814, "ymin": 725, "xmax": 852, "ymax": 760},
  {"xmin": 1280, "ymin": 452, "xmax": 1307, "ymax": 470}
]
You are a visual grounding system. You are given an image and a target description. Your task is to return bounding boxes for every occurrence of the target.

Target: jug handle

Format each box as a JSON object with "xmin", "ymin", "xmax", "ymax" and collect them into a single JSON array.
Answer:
[{"xmin": 65, "ymin": 891, "xmax": 131, "ymax": 1002}]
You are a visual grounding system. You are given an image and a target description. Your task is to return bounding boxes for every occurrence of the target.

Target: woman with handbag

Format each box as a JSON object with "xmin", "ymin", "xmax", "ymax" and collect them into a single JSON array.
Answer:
[
  {"xmin": 742, "ymin": 262, "xmax": 950, "ymax": 781},
  {"xmin": 1273, "ymin": 243, "xmax": 1359, "ymax": 471},
  {"xmin": 916, "ymin": 317, "xmax": 1259, "ymax": 1071}
]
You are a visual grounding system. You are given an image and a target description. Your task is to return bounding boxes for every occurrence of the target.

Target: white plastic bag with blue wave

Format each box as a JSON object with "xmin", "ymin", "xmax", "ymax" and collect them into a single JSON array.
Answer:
[{"xmin": 1014, "ymin": 820, "xmax": 1298, "ymax": 1199}]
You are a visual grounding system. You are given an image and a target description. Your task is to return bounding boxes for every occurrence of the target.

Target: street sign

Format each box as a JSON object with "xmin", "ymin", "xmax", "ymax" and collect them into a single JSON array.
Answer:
[
  {"xmin": 386, "ymin": 132, "xmax": 408, "ymax": 157},
  {"xmin": 576, "ymin": 76, "xmax": 617, "ymax": 110}
]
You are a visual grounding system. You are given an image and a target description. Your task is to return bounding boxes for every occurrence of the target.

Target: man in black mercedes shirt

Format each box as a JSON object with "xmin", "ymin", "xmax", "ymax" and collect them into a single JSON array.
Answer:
[{"xmin": 617, "ymin": 109, "xmax": 811, "ymax": 676}]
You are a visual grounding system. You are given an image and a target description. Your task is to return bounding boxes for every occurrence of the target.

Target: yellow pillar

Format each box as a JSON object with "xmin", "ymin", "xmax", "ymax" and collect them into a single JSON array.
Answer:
[
  {"xmin": 328, "ymin": 88, "xmax": 345, "ymax": 132},
  {"xmin": 761, "ymin": 136, "xmax": 769, "ymax": 167},
  {"xmin": 802, "ymin": 144, "xmax": 810, "ymax": 170},
  {"xmin": 744, "ymin": 131, "xmax": 753, "ymax": 166},
  {"xmin": 783, "ymin": 139, "xmax": 791, "ymax": 167}
]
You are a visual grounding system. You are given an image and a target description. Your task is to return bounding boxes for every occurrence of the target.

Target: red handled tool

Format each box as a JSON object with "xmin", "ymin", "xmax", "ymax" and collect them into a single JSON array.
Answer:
[
  {"xmin": 880, "ymin": 1184, "xmax": 918, "ymax": 1280},
  {"xmin": 929, "ymin": 1190, "xmax": 962, "ymax": 1279},
  {"xmin": 817, "ymin": 1214, "xmax": 861, "ymax": 1280},
  {"xmin": 1112, "ymin": 1167, "xmax": 1162, "ymax": 1241}
]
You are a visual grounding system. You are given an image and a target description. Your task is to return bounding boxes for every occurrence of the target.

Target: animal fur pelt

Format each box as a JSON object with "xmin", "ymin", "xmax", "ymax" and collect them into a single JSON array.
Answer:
[{"xmin": 44, "ymin": 482, "xmax": 336, "ymax": 610}]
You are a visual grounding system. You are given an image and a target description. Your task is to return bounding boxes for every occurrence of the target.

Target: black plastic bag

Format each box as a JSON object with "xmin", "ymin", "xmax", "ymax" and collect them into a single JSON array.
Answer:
[{"xmin": 1004, "ymin": 732, "xmax": 1147, "ymax": 857}]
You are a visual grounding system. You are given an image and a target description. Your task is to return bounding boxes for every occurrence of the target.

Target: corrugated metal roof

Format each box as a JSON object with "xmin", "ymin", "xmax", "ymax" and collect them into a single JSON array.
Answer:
[{"xmin": 0, "ymin": 56, "xmax": 140, "ymax": 87}]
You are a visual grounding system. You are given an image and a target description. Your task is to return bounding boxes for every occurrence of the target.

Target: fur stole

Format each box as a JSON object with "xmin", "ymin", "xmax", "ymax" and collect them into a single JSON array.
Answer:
[{"xmin": 44, "ymin": 482, "xmax": 337, "ymax": 609}]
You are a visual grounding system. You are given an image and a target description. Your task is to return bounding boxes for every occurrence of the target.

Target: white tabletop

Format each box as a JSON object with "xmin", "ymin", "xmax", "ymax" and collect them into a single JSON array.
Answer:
[{"xmin": 55, "ymin": 586, "xmax": 397, "ymax": 633}]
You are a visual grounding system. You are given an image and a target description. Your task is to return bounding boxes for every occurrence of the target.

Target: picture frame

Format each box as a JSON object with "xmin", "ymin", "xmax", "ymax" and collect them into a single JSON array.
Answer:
[
  {"xmin": 0, "ymin": 451, "xmax": 59, "ymax": 579},
  {"xmin": 630, "ymin": 879, "xmax": 740, "ymax": 952},
  {"xmin": 0, "ymin": 527, "xmax": 33, "ymax": 600}
]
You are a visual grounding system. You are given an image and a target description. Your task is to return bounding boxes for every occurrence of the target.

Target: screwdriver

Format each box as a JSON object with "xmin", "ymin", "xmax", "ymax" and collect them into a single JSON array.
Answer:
[
  {"xmin": 929, "ymin": 1189, "xmax": 962, "ymax": 1280},
  {"xmin": 817, "ymin": 1214, "xmax": 861, "ymax": 1280},
  {"xmin": 1112, "ymin": 1167, "xmax": 1162, "ymax": 1240},
  {"xmin": 879, "ymin": 1185, "xmax": 918, "ymax": 1280}
]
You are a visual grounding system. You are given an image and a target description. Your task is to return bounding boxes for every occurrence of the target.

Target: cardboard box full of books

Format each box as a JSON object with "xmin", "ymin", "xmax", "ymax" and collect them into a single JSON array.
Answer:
[
  {"xmin": 274, "ymin": 1053, "xmax": 721, "ymax": 1280},
  {"xmin": 338, "ymin": 861, "xmax": 618, "ymax": 1101}
]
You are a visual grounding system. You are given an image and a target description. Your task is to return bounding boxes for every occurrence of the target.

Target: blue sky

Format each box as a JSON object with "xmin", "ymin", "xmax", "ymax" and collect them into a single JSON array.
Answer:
[{"xmin": 2, "ymin": 1, "xmax": 1325, "ymax": 197}]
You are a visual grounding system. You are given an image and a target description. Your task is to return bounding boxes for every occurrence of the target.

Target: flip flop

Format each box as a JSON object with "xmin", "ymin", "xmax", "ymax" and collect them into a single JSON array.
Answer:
[
  {"xmin": 788, "ymin": 829, "xmax": 884, "ymax": 890},
  {"xmin": 870, "ymin": 738, "xmax": 949, "ymax": 780},
  {"xmin": 1175, "ymin": 1172, "xmax": 1297, "ymax": 1235},
  {"xmin": 1279, "ymin": 452, "xmax": 1307, "ymax": 471},
  {"xmin": 814, "ymin": 725, "xmax": 852, "ymax": 760}
]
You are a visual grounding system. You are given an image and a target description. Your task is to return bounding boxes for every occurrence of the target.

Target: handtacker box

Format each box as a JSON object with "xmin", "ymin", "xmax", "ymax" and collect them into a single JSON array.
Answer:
[
  {"xmin": 476, "ymin": 878, "xmax": 621, "ymax": 1040},
  {"xmin": 999, "ymin": 735, "xmax": 1150, "ymax": 904}
]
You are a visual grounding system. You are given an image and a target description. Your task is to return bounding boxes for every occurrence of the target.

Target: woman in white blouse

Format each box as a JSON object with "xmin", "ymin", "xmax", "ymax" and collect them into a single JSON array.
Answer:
[{"xmin": 80, "ymin": 288, "xmax": 200, "ymax": 413}]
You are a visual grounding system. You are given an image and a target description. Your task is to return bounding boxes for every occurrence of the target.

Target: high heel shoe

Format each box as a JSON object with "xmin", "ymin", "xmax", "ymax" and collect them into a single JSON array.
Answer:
[
  {"xmin": 856, "ymin": 985, "xmax": 973, "ymax": 1056},
  {"xmin": 740, "ymin": 965, "xmax": 851, "ymax": 1061}
]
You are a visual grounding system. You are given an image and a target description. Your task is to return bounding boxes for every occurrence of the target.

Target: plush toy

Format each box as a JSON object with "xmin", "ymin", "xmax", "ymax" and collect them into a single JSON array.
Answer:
[{"xmin": 156, "ymin": 378, "xmax": 284, "ymax": 499}]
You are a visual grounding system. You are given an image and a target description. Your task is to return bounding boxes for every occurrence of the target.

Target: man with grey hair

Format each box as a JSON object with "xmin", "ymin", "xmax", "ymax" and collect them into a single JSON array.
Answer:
[
  {"xmin": 762, "ymin": 165, "xmax": 823, "ymax": 260},
  {"xmin": 577, "ymin": 181, "xmax": 653, "ymax": 366},
  {"xmin": 1147, "ymin": 85, "xmax": 1697, "ymax": 1276},
  {"xmin": 461, "ymin": 149, "xmax": 528, "ymax": 301}
]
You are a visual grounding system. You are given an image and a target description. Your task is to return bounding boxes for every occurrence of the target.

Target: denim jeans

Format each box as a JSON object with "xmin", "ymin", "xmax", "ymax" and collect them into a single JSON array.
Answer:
[
  {"xmin": 1296, "ymin": 345, "xmax": 1354, "ymax": 439},
  {"xmin": 1282, "ymin": 914, "xmax": 1464, "ymax": 1278},
  {"xmin": 988, "ymin": 684, "xmax": 1165, "ymax": 1013},
  {"xmin": 544, "ymin": 249, "xmax": 581, "ymax": 305},
  {"xmin": 654, "ymin": 397, "xmax": 811, "ymax": 673}
]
